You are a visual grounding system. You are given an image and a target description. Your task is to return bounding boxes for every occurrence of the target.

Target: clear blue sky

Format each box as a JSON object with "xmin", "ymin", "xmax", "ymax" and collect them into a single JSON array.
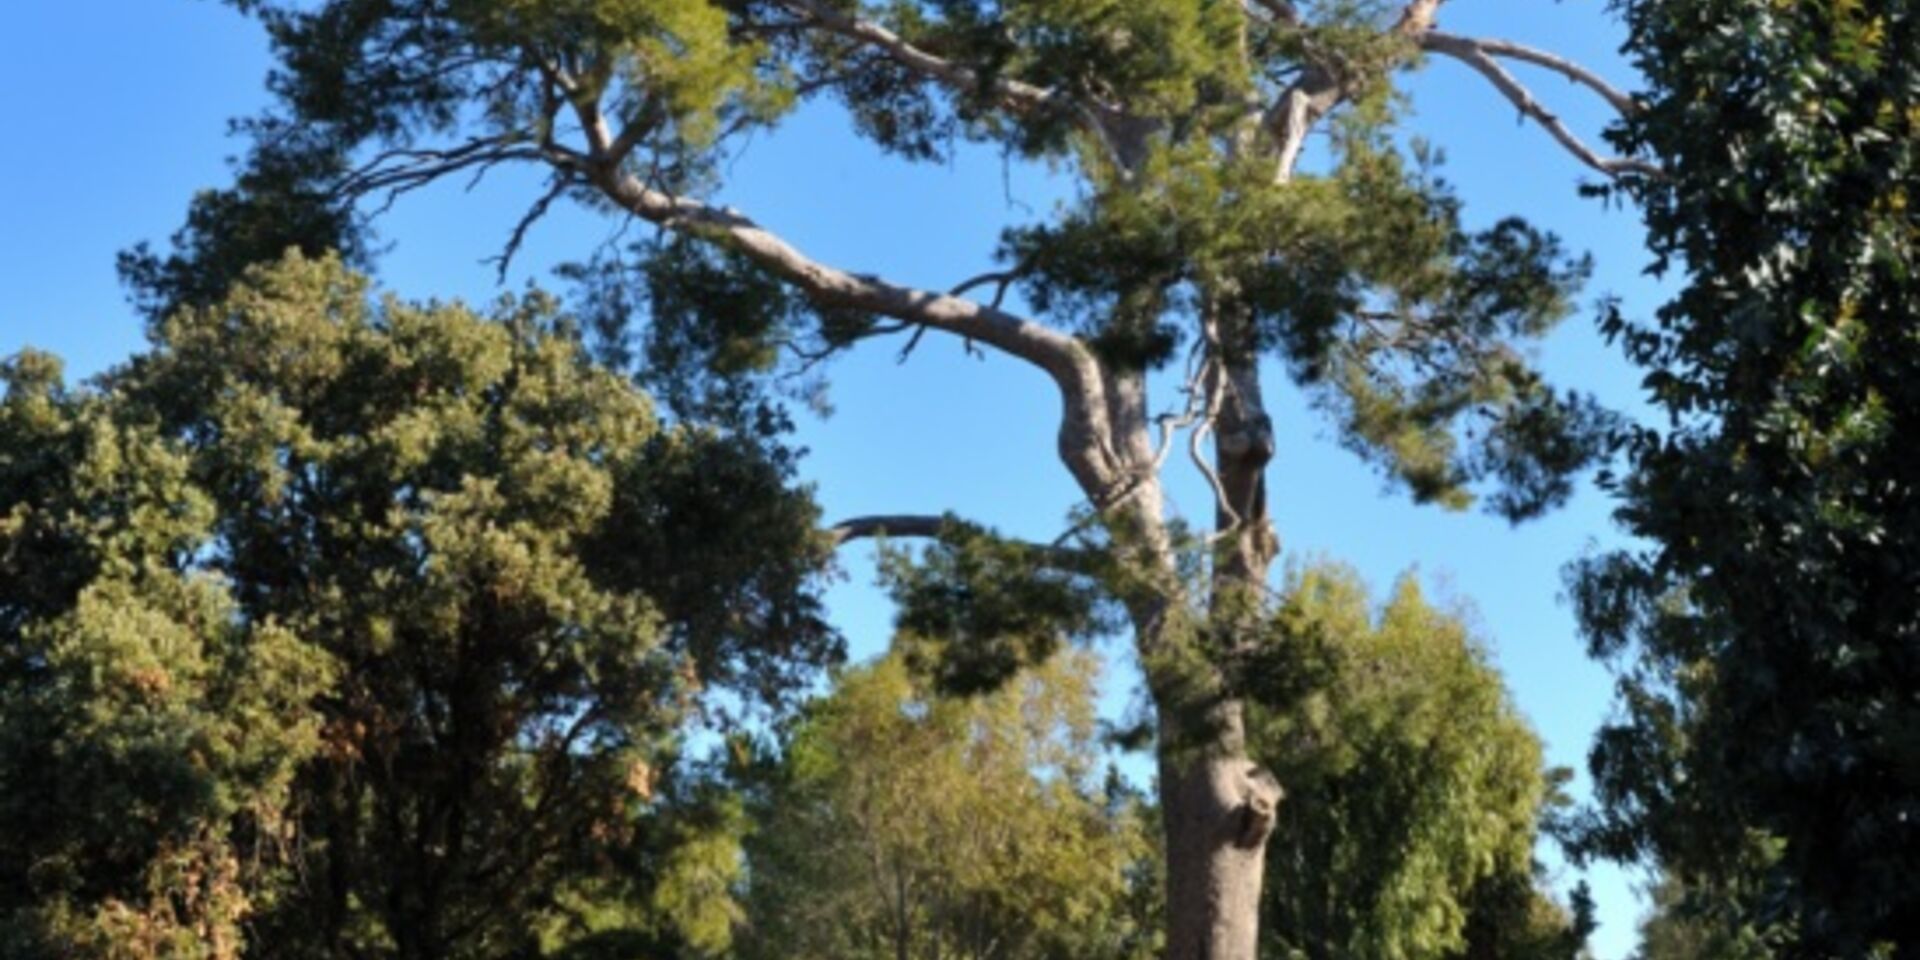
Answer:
[{"xmin": 1, "ymin": 2, "xmax": 1665, "ymax": 955}]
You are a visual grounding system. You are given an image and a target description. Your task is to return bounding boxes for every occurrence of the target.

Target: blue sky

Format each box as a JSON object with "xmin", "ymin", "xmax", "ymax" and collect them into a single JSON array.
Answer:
[{"xmin": 1, "ymin": 2, "xmax": 1666, "ymax": 955}]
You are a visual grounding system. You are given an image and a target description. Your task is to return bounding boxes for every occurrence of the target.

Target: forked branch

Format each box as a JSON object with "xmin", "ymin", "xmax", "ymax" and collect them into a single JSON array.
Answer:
[
  {"xmin": 1426, "ymin": 31, "xmax": 1640, "ymax": 116},
  {"xmin": 1419, "ymin": 31, "xmax": 1659, "ymax": 179}
]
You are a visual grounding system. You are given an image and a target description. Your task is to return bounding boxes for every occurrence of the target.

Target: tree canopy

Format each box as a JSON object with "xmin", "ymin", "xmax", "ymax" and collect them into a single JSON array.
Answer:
[{"xmin": 1, "ymin": 252, "xmax": 835, "ymax": 958}]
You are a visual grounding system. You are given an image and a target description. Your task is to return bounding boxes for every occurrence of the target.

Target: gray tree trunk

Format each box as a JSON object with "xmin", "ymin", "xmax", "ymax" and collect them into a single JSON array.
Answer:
[
  {"xmin": 1159, "ymin": 701, "xmax": 1283, "ymax": 960},
  {"xmin": 1156, "ymin": 346, "xmax": 1283, "ymax": 960}
]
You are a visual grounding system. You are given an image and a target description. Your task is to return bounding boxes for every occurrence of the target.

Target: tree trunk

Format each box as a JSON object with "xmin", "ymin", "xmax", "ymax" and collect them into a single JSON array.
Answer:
[
  {"xmin": 1087, "ymin": 343, "xmax": 1284, "ymax": 960},
  {"xmin": 1159, "ymin": 701, "xmax": 1283, "ymax": 960},
  {"xmin": 1155, "ymin": 343, "xmax": 1283, "ymax": 960}
]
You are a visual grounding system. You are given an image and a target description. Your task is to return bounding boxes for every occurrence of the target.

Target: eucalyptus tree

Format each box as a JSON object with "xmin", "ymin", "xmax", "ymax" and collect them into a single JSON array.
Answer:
[{"xmin": 137, "ymin": 1, "xmax": 1657, "ymax": 956}]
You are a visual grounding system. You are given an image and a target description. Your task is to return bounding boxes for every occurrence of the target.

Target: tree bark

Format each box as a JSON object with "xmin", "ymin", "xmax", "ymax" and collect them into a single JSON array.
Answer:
[
  {"xmin": 1151, "ymin": 335, "xmax": 1284, "ymax": 960},
  {"xmin": 1159, "ymin": 703, "xmax": 1283, "ymax": 960}
]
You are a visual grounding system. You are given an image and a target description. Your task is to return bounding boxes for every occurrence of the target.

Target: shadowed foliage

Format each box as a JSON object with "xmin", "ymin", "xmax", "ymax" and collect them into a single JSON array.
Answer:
[{"xmin": 1567, "ymin": 1, "xmax": 1920, "ymax": 956}]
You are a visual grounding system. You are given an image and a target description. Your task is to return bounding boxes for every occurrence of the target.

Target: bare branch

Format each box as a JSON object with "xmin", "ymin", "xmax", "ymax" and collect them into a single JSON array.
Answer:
[
  {"xmin": 1394, "ymin": 0, "xmax": 1444, "ymax": 37},
  {"xmin": 605, "ymin": 95, "xmax": 668, "ymax": 168},
  {"xmin": 1267, "ymin": 70, "xmax": 1342, "ymax": 183},
  {"xmin": 1425, "ymin": 31, "xmax": 1640, "ymax": 116},
  {"xmin": 576, "ymin": 162, "xmax": 1132, "ymax": 500},
  {"xmin": 946, "ymin": 266, "xmax": 1024, "ymax": 310},
  {"xmin": 1418, "ymin": 31, "xmax": 1660, "ymax": 179},
  {"xmin": 828, "ymin": 514, "xmax": 951, "ymax": 545},
  {"xmin": 587, "ymin": 167, "xmax": 1093, "ymax": 384},
  {"xmin": 1265, "ymin": 0, "xmax": 1450, "ymax": 182},
  {"xmin": 335, "ymin": 137, "xmax": 557, "ymax": 216},
  {"xmin": 1192, "ymin": 360, "xmax": 1242, "ymax": 542},
  {"xmin": 895, "ymin": 324, "xmax": 930, "ymax": 363},
  {"xmin": 486, "ymin": 173, "xmax": 574, "ymax": 281}
]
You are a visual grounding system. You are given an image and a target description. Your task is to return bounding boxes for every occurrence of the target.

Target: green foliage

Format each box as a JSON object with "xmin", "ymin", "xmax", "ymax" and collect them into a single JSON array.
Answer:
[
  {"xmin": 1, "ymin": 353, "xmax": 334, "ymax": 958},
  {"xmin": 740, "ymin": 649, "xmax": 1158, "ymax": 960},
  {"xmin": 2, "ymin": 253, "xmax": 837, "ymax": 958},
  {"xmin": 1632, "ymin": 873, "xmax": 1772, "ymax": 960},
  {"xmin": 879, "ymin": 517, "xmax": 1112, "ymax": 696},
  {"xmin": 133, "ymin": 0, "xmax": 1618, "ymax": 523},
  {"xmin": 118, "ymin": 122, "xmax": 366, "ymax": 325},
  {"xmin": 1569, "ymin": 1, "xmax": 1920, "ymax": 955},
  {"xmin": 1248, "ymin": 564, "xmax": 1586, "ymax": 960},
  {"xmin": 115, "ymin": 0, "xmax": 1649, "ymax": 951}
]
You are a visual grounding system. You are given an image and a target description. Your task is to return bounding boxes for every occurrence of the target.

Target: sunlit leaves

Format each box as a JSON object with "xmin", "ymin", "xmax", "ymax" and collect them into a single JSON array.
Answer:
[
  {"xmin": 741, "ymin": 650, "xmax": 1155, "ymax": 960},
  {"xmin": 1248, "ymin": 564, "xmax": 1583, "ymax": 960}
]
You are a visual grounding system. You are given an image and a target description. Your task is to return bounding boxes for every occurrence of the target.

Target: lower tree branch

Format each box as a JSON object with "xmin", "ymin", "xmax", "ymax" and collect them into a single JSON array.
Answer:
[
  {"xmin": 827, "ymin": 514, "xmax": 1108, "ymax": 578},
  {"xmin": 828, "ymin": 514, "xmax": 951, "ymax": 545}
]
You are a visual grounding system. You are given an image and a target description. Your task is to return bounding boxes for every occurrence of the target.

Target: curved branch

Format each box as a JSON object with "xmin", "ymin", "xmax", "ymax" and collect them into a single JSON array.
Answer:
[
  {"xmin": 590, "ymin": 168, "xmax": 1092, "ymax": 381},
  {"xmin": 1266, "ymin": 0, "xmax": 1438, "ymax": 182},
  {"xmin": 829, "ymin": 514, "xmax": 1107, "ymax": 577},
  {"xmin": 1418, "ymin": 31, "xmax": 1660, "ymax": 179},
  {"xmin": 1267, "ymin": 68, "xmax": 1342, "ymax": 184},
  {"xmin": 583, "ymin": 163, "xmax": 1130, "ymax": 500},
  {"xmin": 1425, "ymin": 31, "xmax": 1640, "ymax": 116},
  {"xmin": 828, "ymin": 514, "xmax": 951, "ymax": 545}
]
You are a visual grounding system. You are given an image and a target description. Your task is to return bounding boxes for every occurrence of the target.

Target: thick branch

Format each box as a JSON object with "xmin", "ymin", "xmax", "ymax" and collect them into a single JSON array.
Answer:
[
  {"xmin": 590, "ymin": 170, "xmax": 1082, "ymax": 376},
  {"xmin": 828, "ymin": 514, "xmax": 950, "ymax": 545},
  {"xmin": 828, "ymin": 515, "xmax": 1105, "ymax": 577},
  {"xmin": 1419, "ymin": 31, "xmax": 1660, "ymax": 179},
  {"xmin": 1266, "ymin": 0, "xmax": 1439, "ymax": 182},
  {"xmin": 1394, "ymin": 0, "xmax": 1444, "ymax": 36},
  {"xmin": 580, "ymin": 162, "xmax": 1129, "ymax": 499},
  {"xmin": 1267, "ymin": 69, "xmax": 1342, "ymax": 183}
]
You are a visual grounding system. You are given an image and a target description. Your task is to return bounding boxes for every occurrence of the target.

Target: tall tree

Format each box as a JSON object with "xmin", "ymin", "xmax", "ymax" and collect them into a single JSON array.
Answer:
[
  {"xmin": 143, "ymin": 2, "xmax": 1656, "ymax": 955},
  {"xmin": 1250, "ymin": 564, "xmax": 1588, "ymax": 960},
  {"xmin": 3, "ymin": 253, "xmax": 836, "ymax": 959},
  {"xmin": 1567, "ymin": 1, "xmax": 1920, "ymax": 956},
  {"xmin": 740, "ymin": 648, "xmax": 1155, "ymax": 960}
]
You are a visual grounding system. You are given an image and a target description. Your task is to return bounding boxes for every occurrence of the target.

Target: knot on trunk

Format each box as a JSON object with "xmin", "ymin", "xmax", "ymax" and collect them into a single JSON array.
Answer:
[
  {"xmin": 1234, "ymin": 764, "xmax": 1283, "ymax": 849},
  {"xmin": 1216, "ymin": 415, "xmax": 1275, "ymax": 467}
]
